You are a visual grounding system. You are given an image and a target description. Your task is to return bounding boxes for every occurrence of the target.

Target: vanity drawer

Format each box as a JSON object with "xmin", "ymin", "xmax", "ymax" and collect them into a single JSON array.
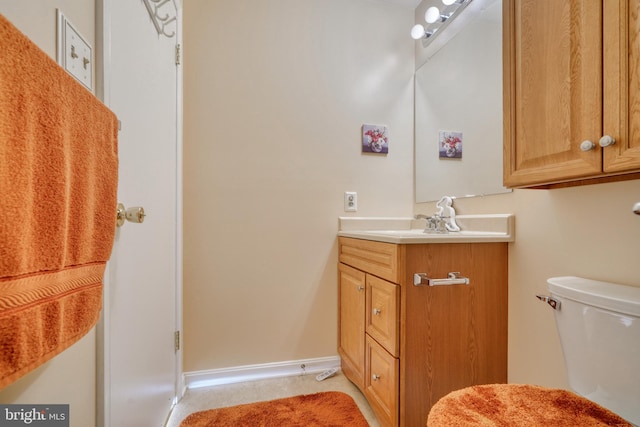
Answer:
[
  {"xmin": 338, "ymin": 237, "xmax": 400, "ymax": 283},
  {"xmin": 366, "ymin": 275, "xmax": 399, "ymax": 357},
  {"xmin": 365, "ymin": 335, "xmax": 399, "ymax": 427}
]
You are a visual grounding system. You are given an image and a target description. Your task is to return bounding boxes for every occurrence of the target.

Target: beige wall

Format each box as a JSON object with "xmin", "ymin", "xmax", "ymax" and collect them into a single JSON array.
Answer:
[
  {"xmin": 0, "ymin": 2, "xmax": 96, "ymax": 426},
  {"xmin": 184, "ymin": 0, "xmax": 640, "ymax": 390},
  {"xmin": 183, "ymin": 0, "xmax": 415, "ymax": 371}
]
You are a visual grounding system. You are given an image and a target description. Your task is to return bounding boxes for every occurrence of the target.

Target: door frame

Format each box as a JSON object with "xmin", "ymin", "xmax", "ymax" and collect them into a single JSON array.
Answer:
[
  {"xmin": 174, "ymin": 0, "xmax": 185, "ymax": 404},
  {"xmin": 95, "ymin": 1, "xmax": 183, "ymax": 425}
]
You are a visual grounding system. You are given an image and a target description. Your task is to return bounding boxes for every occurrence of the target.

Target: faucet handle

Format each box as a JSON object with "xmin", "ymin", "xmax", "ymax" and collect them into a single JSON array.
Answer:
[
  {"xmin": 434, "ymin": 216, "xmax": 448, "ymax": 233},
  {"xmin": 420, "ymin": 215, "xmax": 447, "ymax": 233}
]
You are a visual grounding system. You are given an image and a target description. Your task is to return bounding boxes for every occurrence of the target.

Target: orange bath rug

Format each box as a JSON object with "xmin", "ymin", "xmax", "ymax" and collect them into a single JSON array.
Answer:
[{"xmin": 179, "ymin": 391, "xmax": 369, "ymax": 427}]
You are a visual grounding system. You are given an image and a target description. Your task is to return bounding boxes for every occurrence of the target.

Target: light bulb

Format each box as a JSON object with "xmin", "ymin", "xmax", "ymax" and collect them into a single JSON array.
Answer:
[
  {"xmin": 425, "ymin": 6, "xmax": 441, "ymax": 24},
  {"xmin": 411, "ymin": 24, "xmax": 426, "ymax": 40},
  {"xmin": 442, "ymin": 0, "xmax": 456, "ymax": 5}
]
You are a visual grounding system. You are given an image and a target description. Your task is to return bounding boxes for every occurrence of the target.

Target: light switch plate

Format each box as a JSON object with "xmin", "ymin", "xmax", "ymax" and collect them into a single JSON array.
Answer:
[{"xmin": 56, "ymin": 10, "xmax": 92, "ymax": 92}]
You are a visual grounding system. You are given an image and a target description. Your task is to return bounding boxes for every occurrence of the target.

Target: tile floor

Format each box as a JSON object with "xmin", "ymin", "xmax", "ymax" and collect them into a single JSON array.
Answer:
[{"xmin": 165, "ymin": 372, "xmax": 380, "ymax": 426}]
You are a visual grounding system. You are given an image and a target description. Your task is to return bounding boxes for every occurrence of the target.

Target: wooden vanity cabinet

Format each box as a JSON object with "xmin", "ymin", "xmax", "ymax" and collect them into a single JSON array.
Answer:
[
  {"xmin": 338, "ymin": 237, "xmax": 508, "ymax": 427},
  {"xmin": 503, "ymin": 0, "xmax": 640, "ymax": 188},
  {"xmin": 338, "ymin": 238, "xmax": 400, "ymax": 426}
]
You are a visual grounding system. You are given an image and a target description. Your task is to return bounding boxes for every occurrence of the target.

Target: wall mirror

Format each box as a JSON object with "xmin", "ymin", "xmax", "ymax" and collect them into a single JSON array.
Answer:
[{"xmin": 414, "ymin": 0, "xmax": 510, "ymax": 203}]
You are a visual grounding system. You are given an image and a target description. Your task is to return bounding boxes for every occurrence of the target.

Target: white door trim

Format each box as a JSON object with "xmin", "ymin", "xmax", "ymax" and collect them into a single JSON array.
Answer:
[
  {"xmin": 95, "ymin": 2, "xmax": 112, "ymax": 426},
  {"xmin": 173, "ymin": 0, "xmax": 185, "ymax": 403}
]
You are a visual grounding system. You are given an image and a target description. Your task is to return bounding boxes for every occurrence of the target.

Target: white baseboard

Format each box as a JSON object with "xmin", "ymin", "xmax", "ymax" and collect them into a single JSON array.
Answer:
[{"xmin": 183, "ymin": 355, "xmax": 341, "ymax": 391}]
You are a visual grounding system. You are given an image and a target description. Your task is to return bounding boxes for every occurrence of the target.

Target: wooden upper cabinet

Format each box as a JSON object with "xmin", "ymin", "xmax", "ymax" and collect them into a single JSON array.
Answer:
[
  {"xmin": 603, "ymin": 0, "xmax": 640, "ymax": 172},
  {"xmin": 503, "ymin": 0, "xmax": 640, "ymax": 187}
]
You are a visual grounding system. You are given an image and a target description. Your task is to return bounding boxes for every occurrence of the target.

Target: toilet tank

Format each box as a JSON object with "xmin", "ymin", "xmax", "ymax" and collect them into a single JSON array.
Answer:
[{"xmin": 547, "ymin": 276, "xmax": 640, "ymax": 426}]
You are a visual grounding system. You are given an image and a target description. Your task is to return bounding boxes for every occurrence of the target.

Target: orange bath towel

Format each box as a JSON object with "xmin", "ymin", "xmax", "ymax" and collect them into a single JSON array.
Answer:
[{"xmin": 0, "ymin": 14, "xmax": 118, "ymax": 388}]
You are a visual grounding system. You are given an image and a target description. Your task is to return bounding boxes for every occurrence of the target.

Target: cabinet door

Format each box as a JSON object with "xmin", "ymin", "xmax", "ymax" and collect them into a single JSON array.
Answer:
[
  {"xmin": 401, "ymin": 243, "xmax": 508, "ymax": 427},
  {"xmin": 603, "ymin": 0, "xmax": 640, "ymax": 172},
  {"xmin": 366, "ymin": 274, "xmax": 399, "ymax": 357},
  {"xmin": 338, "ymin": 263, "xmax": 366, "ymax": 390},
  {"xmin": 503, "ymin": 0, "xmax": 603, "ymax": 187},
  {"xmin": 365, "ymin": 335, "xmax": 399, "ymax": 427}
]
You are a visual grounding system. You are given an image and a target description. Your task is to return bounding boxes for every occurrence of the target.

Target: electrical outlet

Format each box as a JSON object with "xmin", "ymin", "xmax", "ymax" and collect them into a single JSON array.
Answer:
[{"xmin": 344, "ymin": 192, "xmax": 357, "ymax": 212}]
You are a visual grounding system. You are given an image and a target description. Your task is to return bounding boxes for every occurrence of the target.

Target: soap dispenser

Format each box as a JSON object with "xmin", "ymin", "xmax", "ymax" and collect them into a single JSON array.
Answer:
[{"xmin": 436, "ymin": 196, "xmax": 460, "ymax": 232}]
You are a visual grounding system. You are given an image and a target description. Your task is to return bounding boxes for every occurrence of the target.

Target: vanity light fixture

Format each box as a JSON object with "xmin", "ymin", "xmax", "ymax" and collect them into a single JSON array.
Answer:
[
  {"xmin": 411, "ymin": 24, "xmax": 436, "ymax": 40},
  {"xmin": 425, "ymin": 6, "xmax": 453, "ymax": 24},
  {"xmin": 411, "ymin": 0, "xmax": 473, "ymax": 44},
  {"xmin": 425, "ymin": 6, "xmax": 441, "ymax": 23}
]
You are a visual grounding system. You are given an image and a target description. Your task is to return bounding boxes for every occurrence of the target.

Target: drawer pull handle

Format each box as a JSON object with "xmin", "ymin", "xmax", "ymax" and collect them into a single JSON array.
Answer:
[
  {"xmin": 372, "ymin": 374, "xmax": 381, "ymax": 381},
  {"xmin": 414, "ymin": 272, "xmax": 470, "ymax": 286},
  {"xmin": 373, "ymin": 308, "xmax": 382, "ymax": 315}
]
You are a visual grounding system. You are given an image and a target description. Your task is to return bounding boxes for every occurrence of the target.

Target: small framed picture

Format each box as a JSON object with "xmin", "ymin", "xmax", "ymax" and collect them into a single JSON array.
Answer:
[
  {"xmin": 439, "ymin": 130, "xmax": 463, "ymax": 159},
  {"xmin": 362, "ymin": 124, "xmax": 389, "ymax": 154}
]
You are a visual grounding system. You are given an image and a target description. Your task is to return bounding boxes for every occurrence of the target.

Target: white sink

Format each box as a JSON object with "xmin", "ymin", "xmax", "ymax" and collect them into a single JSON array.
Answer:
[{"xmin": 338, "ymin": 214, "xmax": 515, "ymax": 244}]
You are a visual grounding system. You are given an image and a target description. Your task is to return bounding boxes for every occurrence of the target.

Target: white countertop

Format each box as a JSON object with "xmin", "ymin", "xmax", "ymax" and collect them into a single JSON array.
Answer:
[{"xmin": 338, "ymin": 214, "xmax": 515, "ymax": 244}]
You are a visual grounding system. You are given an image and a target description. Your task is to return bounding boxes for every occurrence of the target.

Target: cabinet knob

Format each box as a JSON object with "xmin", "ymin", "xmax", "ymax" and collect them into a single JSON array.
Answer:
[
  {"xmin": 357, "ymin": 285, "xmax": 364, "ymax": 292},
  {"xmin": 599, "ymin": 135, "xmax": 616, "ymax": 147},
  {"xmin": 372, "ymin": 374, "xmax": 381, "ymax": 381},
  {"xmin": 580, "ymin": 140, "xmax": 596, "ymax": 151},
  {"xmin": 373, "ymin": 308, "xmax": 382, "ymax": 316}
]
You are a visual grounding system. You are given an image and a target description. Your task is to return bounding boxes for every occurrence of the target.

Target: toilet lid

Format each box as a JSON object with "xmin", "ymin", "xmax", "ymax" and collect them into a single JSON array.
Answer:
[{"xmin": 427, "ymin": 384, "xmax": 633, "ymax": 427}]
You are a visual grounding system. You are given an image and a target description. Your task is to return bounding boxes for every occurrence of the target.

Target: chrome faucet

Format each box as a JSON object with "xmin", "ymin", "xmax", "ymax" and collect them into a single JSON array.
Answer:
[{"xmin": 415, "ymin": 214, "xmax": 448, "ymax": 234}]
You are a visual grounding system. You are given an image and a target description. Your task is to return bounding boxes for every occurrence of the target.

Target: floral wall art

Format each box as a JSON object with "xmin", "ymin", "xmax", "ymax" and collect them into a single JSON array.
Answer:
[
  {"xmin": 362, "ymin": 124, "xmax": 389, "ymax": 154},
  {"xmin": 439, "ymin": 130, "xmax": 463, "ymax": 159}
]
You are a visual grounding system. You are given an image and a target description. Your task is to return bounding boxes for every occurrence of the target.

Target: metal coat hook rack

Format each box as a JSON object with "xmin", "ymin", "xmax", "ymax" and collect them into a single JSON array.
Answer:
[{"xmin": 142, "ymin": 0, "xmax": 177, "ymax": 38}]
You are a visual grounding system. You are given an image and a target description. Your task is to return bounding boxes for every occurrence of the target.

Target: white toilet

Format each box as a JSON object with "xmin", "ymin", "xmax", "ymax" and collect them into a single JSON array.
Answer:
[{"xmin": 545, "ymin": 276, "xmax": 640, "ymax": 426}]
